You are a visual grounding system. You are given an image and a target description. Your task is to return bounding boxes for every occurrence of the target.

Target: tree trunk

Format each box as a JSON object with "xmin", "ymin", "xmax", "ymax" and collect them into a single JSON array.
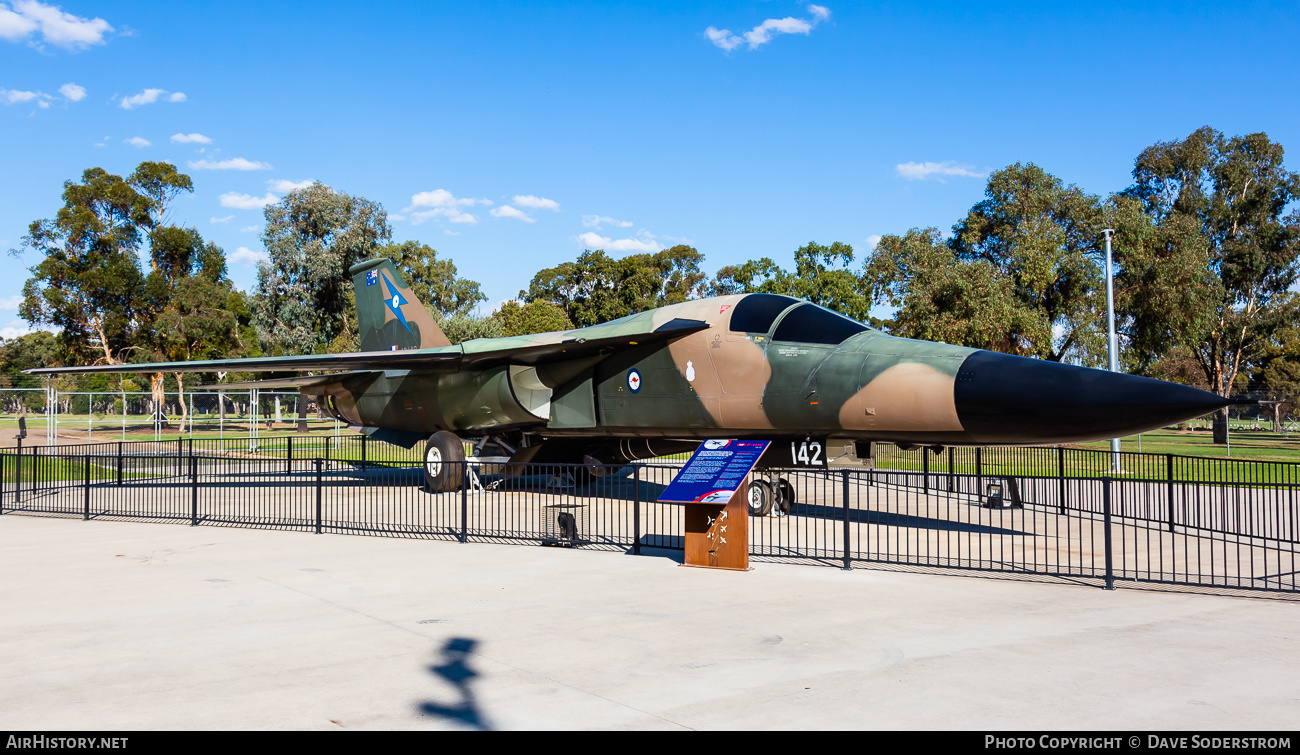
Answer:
[
  {"xmin": 174, "ymin": 372, "xmax": 187, "ymax": 433},
  {"xmin": 150, "ymin": 372, "xmax": 171, "ymax": 430},
  {"xmin": 1212, "ymin": 407, "xmax": 1229, "ymax": 444}
]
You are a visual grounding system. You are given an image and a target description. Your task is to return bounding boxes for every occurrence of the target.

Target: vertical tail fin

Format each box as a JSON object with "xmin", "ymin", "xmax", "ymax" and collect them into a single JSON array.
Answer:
[{"xmin": 349, "ymin": 258, "xmax": 451, "ymax": 350}]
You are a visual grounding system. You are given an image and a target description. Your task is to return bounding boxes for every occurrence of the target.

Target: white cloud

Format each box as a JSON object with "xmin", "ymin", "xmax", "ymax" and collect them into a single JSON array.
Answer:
[
  {"xmin": 57, "ymin": 81, "xmax": 84, "ymax": 101},
  {"xmin": 704, "ymin": 27, "xmax": 743, "ymax": 52},
  {"xmin": 230, "ymin": 246, "xmax": 268, "ymax": 265},
  {"xmin": 170, "ymin": 132, "xmax": 211, "ymax": 144},
  {"xmin": 490, "ymin": 205, "xmax": 535, "ymax": 223},
  {"xmin": 744, "ymin": 17, "xmax": 813, "ymax": 47},
  {"xmin": 219, "ymin": 192, "xmax": 277, "ymax": 210},
  {"xmin": 120, "ymin": 87, "xmax": 185, "ymax": 109},
  {"xmin": 582, "ymin": 214, "xmax": 633, "ymax": 229},
  {"xmin": 189, "ymin": 157, "xmax": 272, "ymax": 171},
  {"xmin": 125, "ymin": 136, "xmax": 150, "ymax": 148},
  {"xmin": 210, "ymin": 215, "xmax": 234, "ymax": 224},
  {"xmin": 239, "ymin": 225, "xmax": 258, "ymax": 233},
  {"xmin": 576, "ymin": 231, "xmax": 662, "ymax": 253},
  {"xmin": 512, "ymin": 195, "xmax": 559, "ymax": 211},
  {"xmin": 0, "ymin": 87, "xmax": 45, "ymax": 104},
  {"xmin": 0, "ymin": 1, "xmax": 113, "ymax": 50},
  {"xmin": 267, "ymin": 178, "xmax": 313, "ymax": 192},
  {"xmin": 895, "ymin": 161, "xmax": 987, "ymax": 181},
  {"xmin": 403, "ymin": 188, "xmax": 491, "ymax": 225},
  {"xmin": 706, "ymin": 6, "xmax": 829, "ymax": 51},
  {"xmin": 866, "ymin": 234, "xmax": 882, "ymax": 250},
  {"xmin": 0, "ymin": 5, "xmax": 37, "ymax": 41},
  {"xmin": 0, "ymin": 294, "xmax": 23, "ymax": 309},
  {"xmin": 0, "ymin": 320, "xmax": 48, "ymax": 339}
]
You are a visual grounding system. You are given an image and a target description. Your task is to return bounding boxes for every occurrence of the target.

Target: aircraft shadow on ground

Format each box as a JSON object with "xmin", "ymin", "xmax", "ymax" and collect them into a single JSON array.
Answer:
[
  {"xmin": 787, "ymin": 502, "xmax": 1033, "ymax": 536},
  {"xmin": 416, "ymin": 637, "xmax": 493, "ymax": 731},
  {"xmin": 95, "ymin": 466, "xmax": 1029, "ymax": 536}
]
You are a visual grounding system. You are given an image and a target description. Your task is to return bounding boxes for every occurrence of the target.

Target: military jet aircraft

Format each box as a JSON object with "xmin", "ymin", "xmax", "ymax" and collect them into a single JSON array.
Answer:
[{"xmin": 30, "ymin": 258, "xmax": 1235, "ymax": 513}]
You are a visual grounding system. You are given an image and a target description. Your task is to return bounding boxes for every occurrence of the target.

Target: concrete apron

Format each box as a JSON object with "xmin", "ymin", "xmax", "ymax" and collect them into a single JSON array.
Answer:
[{"xmin": 1, "ymin": 514, "xmax": 1298, "ymax": 731}]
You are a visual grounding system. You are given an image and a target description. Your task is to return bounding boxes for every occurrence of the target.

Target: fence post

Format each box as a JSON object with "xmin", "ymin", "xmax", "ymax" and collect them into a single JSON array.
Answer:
[
  {"xmin": 459, "ymin": 462, "xmax": 468, "ymax": 543},
  {"xmin": 922, "ymin": 450, "xmax": 929, "ymax": 493},
  {"xmin": 975, "ymin": 447, "xmax": 983, "ymax": 499},
  {"xmin": 326, "ymin": 434, "xmax": 331, "ymax": 462},
  {"xmin": 15, "ymin": 446, "xmax": 21, "ymax": 507},
  {"xmin": 314, "ymin": 457, "xmax": 322, "ymax": 535},
  {"xmin": 947, "ymin": 446, "xmax": 954, "ymax": 492},
  {"xmin": 1166, "ymin": 453, "xmax": 1175, "ymax": 533},
  {"xmin": 177, "ymin": 437, "xmax": 183, "ymax": 478},
  {"xmin": 116, "ymin": 441, "xmax": 123, "ymax": 486},
  {"xmin": 0, "ymin": 453, "xmax": 5, "ymax": 514},
  {"xmin": 632, "ymin": 465, "xmax": 641, "ymax": 555},
  {"xmin": 361, "ymin": 433, "xmax": 367, "ymax": 471},
  {"xmin": 1058, "ymin": 446, "xmax": 1066, "ymax": 515},
  {"xmin": 287, "ymin": 436, "xmax": 293, "ymax": 476},
  {"xmin": 1102, "ymin": 477, "xmax": 1115, "ymax": 590},
  {"xmin": 841, "ymin": 469, "xmax": 851, "ymax": 570},
  {"xmin": 189, "ymin": 452, "xmax": 198, "ymax": 527},
  {"xmin": 83, "ymin": 453, "xmax": 90, "ymax": 521}
]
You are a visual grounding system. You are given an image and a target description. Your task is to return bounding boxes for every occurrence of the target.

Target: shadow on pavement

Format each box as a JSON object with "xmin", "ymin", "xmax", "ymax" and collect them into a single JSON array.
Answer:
[{"xmin": 416, "ymin": 637, "xmax": 493, "ymax": 730}]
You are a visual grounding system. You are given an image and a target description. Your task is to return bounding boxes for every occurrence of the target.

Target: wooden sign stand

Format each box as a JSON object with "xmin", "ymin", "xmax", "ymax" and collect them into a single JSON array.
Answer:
[{"xmin": 683, "ymin": 479, "xmax": 750, "ymax": 571}]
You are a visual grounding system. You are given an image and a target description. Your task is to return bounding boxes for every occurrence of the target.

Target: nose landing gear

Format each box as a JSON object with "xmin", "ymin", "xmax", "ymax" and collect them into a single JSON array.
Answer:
[{"xmin": 747, "ymin": 476, "xmax": 796, "ymax": 517}]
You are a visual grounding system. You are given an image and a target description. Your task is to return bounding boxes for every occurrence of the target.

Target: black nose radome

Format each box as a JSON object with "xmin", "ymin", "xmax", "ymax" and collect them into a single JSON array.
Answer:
[{"xmin": 954, "ymin": 350, "xmax": 1230, "ymax": 444}]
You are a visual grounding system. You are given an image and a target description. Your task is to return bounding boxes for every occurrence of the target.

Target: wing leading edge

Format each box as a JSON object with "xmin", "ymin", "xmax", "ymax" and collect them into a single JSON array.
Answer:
[{"xmin": 24, "ymin": 317, "xmax": 710, "ymax": 377}]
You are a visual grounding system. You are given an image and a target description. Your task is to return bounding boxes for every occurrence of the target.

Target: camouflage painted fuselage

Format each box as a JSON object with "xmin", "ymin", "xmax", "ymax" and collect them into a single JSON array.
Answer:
[
  {"xmin": 28, "ymin": 259, "xmax": 1232, "ymax": 455},
  {"xmin": 324, "ymin": 292, "xmax": 1225, "ymax": 448}
]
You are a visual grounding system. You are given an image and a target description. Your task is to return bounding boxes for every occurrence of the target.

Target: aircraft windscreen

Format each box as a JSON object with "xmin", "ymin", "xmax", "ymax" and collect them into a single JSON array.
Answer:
[
  {"xmin": 771, "ymin": 304, "xmax": 870, "ymax": 345},
  {"xmin": 728, "ymin": 293, "xmax": 799, "ymax": 334}
]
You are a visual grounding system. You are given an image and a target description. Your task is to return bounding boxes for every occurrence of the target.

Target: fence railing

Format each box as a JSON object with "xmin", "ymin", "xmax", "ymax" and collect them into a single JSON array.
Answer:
[
  {"xmin": 873, "ymin": 443, "xmax": 1300, "ymax": 485},
  {"xmin": 2, "ymin": 442, "xmax": 1298, "ymax": 595}
]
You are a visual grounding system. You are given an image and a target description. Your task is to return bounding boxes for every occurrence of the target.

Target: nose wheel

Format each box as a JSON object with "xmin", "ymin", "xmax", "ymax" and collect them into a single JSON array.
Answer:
[
  {"xmin": 748, "ymin": 477, "xmax": 796, "ymax": 517},
  {"xmin": 424, "ymin": 431, "xmax": 466, "ymax": 492}
]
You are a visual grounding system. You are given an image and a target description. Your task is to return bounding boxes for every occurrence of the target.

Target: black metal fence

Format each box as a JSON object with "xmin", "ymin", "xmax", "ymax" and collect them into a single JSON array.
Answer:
[{"xmin": 2, "ymin": 440, "xmax": 1298, "ymax": 595}]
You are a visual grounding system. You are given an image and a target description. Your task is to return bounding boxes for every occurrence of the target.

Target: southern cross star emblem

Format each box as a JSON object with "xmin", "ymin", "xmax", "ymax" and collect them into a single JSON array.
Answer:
[{"xmin": 381, "ymin": 272, "xmax": 412, "ymax": 333}]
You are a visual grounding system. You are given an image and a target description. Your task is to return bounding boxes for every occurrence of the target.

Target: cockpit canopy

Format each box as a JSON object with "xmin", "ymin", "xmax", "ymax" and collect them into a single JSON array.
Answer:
[{"xmin": 728, "ymin": 293, "xmax": 872, "ymax": 345}]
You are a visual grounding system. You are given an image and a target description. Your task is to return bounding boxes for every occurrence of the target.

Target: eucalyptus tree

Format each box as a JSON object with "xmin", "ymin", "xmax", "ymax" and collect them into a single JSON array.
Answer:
[
  {"xmin": 1117, "ymin": 127, "xmax": 1300, "ymax": 442},
  {"xmin": 11, "ymin": 166, "xmax": 153, "ymax": 366},
  {"xmin": 865, "ymin": 164, "xmax": 1106, "ymax": 363},
  {"xmin": 522, "ymin": 245, "xmax": 705, "ymax": 327},
  {"xmin": 253, "ymin": 183, "xmax": 391, "ymax": 355}
]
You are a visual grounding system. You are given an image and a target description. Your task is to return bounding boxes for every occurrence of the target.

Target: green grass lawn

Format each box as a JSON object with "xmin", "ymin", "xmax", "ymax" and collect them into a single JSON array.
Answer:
[{"xmin": 0, "ymin": 456, "xmax": 152, "ymax": 483}]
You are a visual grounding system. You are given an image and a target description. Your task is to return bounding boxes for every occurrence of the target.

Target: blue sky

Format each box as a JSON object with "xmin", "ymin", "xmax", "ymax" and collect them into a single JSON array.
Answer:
[{"xmin": 2, "ymin": 1, "xmax": 1298, "ymax": 337}]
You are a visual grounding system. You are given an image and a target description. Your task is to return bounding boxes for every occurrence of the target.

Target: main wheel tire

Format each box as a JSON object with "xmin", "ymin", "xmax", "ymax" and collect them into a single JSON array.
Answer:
[
  {"xmin": 747, "ymin": 479, "xmax": 773, "ymax": 517},
  {"xmin": 774, "ymin": 478, "xmax": 795, "ymax": 516},
  {"xmin": 424, "ymin": 431, "xmax": 466, "ymax": 492}
]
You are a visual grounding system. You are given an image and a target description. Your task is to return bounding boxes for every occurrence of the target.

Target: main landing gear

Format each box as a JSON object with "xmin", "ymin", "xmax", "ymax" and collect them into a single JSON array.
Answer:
[
  {"xmin": 747, "ymin": 476, "xmax": 796, "ymax": 517},
  {"xmin": 424, "ymin": 430, "xmax": 466, "ymax": 492}
]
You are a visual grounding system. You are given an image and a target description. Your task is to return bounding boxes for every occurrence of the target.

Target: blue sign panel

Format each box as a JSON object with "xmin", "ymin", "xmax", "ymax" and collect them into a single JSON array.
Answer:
[{"xmin": 658, "ymin": 439, "xmax": 771, "ymax": 503}]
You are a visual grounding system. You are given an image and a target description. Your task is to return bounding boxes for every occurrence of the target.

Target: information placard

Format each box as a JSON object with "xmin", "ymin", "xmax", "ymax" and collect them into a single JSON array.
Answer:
[{"xmin": 658, "ymin": 439, "xmax": 771, "ymax": 503}]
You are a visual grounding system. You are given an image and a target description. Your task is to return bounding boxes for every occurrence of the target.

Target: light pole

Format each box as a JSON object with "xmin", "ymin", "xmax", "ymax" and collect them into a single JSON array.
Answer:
[{"xmin": 1103, "ymin": 229, "xmax": 1121, "ymax": 473}]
